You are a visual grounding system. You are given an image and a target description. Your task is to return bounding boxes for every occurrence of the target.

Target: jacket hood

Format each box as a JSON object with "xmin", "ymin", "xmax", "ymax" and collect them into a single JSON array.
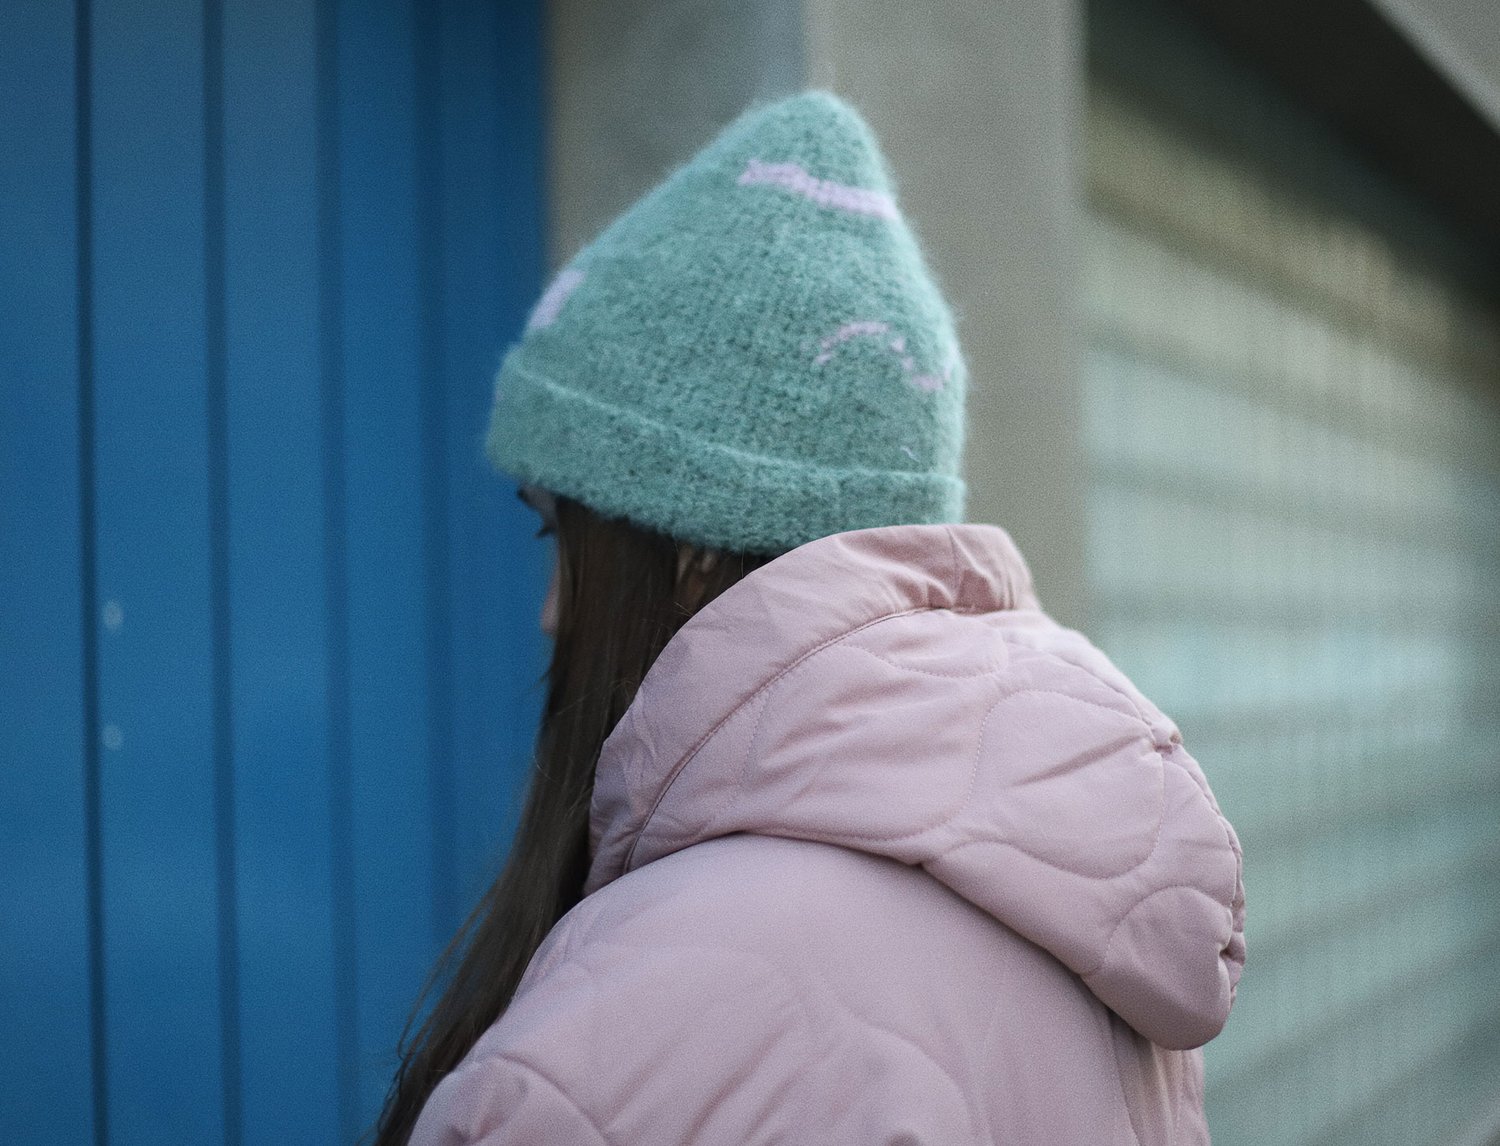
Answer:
[{"xmin": 586, "ymin": 523, "xmax": 1246, "ymax": 1050}]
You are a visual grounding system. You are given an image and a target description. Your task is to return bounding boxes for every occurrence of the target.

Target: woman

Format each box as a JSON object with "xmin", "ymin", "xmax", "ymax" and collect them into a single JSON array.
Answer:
[{"xmin": 373, "ymin": 91, "xmax": 1245, "ymax": 1145}]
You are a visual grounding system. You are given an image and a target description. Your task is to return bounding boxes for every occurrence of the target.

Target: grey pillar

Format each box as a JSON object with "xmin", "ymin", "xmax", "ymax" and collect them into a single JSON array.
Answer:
[
  {"xmin": 804, "ymin": 0, "xmax": 1088, "ymax": 625},
  {"xmin": 547, "ymin": 0, "xmax": 806, "ymax": 260},
  {"xmin": 548, "ymin": 0, "xmax": 1088, "ymax": 625}
]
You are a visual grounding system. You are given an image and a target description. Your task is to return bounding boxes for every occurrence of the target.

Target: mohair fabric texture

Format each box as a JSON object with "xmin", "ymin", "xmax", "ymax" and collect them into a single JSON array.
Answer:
[{"xmin": 487, "ymin": 90, "xmax": 968, "ymax": 554}]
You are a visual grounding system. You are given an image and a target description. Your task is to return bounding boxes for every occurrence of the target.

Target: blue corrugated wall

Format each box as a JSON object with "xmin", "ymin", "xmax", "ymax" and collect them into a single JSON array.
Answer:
[{"xmin": 0, "ymin": 1, "xmax": 549, "ymax": 1142}]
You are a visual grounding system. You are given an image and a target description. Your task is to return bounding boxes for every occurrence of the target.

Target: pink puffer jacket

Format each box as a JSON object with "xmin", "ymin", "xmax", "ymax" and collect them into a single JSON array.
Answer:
[{"xmin": 412, "ymin": 524, "xmax": 1246, "ymax": 1145}]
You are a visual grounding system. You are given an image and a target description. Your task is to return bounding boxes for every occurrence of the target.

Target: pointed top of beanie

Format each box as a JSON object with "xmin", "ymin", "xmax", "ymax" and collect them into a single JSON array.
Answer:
[{"xmin": 488, "ymin": 90, "xmax": 967, "ymax": 554}]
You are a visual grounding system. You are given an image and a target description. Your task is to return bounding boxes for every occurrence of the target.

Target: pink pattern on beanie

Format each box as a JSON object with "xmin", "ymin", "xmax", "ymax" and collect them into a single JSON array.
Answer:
[
  {"xmin": 526, "ymin": 268, "xmax": 586, "ymax": 331},
  {"xmin": 738, "ymin": 159, "xmax": 899, "ymax": 222},
  {"xmin": 908, "ymin": 363, "xmax": 955, "ymax": 393},
  {"xmin": 813, "ymin": 319, "xmax": 954, "ymax": 393},
  {"xmin": 814, "ymin": 321, "xmax": 890, "ymax": 364}
]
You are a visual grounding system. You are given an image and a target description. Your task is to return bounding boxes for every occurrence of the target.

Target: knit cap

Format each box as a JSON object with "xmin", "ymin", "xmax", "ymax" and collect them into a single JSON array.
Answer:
[{"xmin": 488, "ymin": 90, "xmax": 967, "ymax": 554}]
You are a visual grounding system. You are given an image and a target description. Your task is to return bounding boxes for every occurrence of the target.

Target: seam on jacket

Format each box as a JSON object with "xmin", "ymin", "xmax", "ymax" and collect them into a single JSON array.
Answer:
[
  {"xmin": 621, "ymin": 604, "xmax": 992, "ymax": 873},
  {"xmin": 1029, "ymin": 645, "xmax": 1245, "ymax": 911},
  {"xmin": 693, "ymin": 674, "xmax": 787, "ymax": 847},
  {"xmin": 911, "ymin": 698, "xmax": 1164, "ymax": 869},
  {"xmin": 649, "ymin": 681, "xmax": 1163, "ymax": 858},
  {"xmin": 1160, "ymin": 742, "xmax": 1244, "ymax": 914},
  {"xmin": 630, "ymin": 930, "xmax": 985, "ymax": 1142},
  {"xmin": 577, "ymin": 933, "xmax": 823, "ymax": 1142},
  {"xmin": 1024, "ymin": 643, "xmax": 1155, "ymax": 727},
  {"xmin": 839, "ymin": 638, "xmax": 1007, "ymax": 678},
  {"xmin": 631, "ymin": 638, "xmax": 1172, "ymax": 876},
  {"xmin": 945, "ymin": 525, "xmax": 965, "ymax": 606},
  {"xmin": 1107, "ymin": 1021, "xmax": 1149, "ymax": 1146},
  {"xmin": 1081, "ymin": 881, "xmax": 1227, "ymax": 983},
  {"xmin": 1156, "ymin": 736, "xmax": 1221, "ymax": 813},
  {"xmin": 1057, "ymin": 739, "xmax": 1240, "ymax": 985},
  {"xmin": 777, "ymin": 686, "xmax": 999, "ymax": 845},
  {"xmin": 815, "ymin": 971, "xmax": 984, "ymax": 1139},
  {"xmin": 926, "ymin": 793, "xmax": 1163, "ymax": 887},
  {"xmin": 1009, "ymin": 644, "xmax": 1245, "ymax": 976},
  {"xmin": 1170, "ymin": 1050, "xmax": 1183, "ymax": 1145},
  {"xmin": 824, "ymin": 687, "xmax": 1157, "ymax": 846},
  {"xmin": 615, "ymin": 919, "xmax": 982, "ymax": 1143},
  {"xmin": 940, "ymin": 524, "xmax": 1031, "ymax": 612},
  {"xmin": 1152, "ymin": 739, "xmax": 1245, "ymax": 979},
  {"xmin": 450, "ymin": 1052, "xmax": 613, "ymax": 1146},
  {"xmin": 972, "ymin": 993, "xmax": 1010, "ymax": 1146},
  {"xmin": 912, "ymin": 715, "xmax": 1178, "ymax": 962}
]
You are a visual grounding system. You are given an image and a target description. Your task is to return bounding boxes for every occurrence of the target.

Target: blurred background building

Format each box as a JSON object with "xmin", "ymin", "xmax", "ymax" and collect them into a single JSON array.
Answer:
[{"xmin": 2, "ymin": 0, "xmax": 1497, "ymax": 1143}]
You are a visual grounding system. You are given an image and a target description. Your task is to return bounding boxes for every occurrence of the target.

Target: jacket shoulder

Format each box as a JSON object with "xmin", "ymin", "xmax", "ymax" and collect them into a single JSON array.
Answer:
[
  {"xmin": 422, "ymin": 895, "xmax": 822, "ymax": 1144},
  {"xmin": 410, "ymin": 1052, "xmax": 608, "ymax": 1146},
  {"xmin": 988, "ymin": 610, "xmax": 1177, "ymax": 731},
  {"xmin": 426, "ymin": 835, "xmax": 990, "ymax": 1143}
]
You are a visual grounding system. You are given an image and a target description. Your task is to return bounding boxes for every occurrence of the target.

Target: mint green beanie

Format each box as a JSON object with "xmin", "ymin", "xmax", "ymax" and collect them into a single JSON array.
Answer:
[{"xmin": 488, "ymin": 90, "xmax": 967, "ymax": 554}]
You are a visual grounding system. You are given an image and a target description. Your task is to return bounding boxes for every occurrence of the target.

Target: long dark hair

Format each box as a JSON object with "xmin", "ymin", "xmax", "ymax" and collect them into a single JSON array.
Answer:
[{"xmin": 369, "ymin": 494, "xmax": 775, "ymax": 1144}]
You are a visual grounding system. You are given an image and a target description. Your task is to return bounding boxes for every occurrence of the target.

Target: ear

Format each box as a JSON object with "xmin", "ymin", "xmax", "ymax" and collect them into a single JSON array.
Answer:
[{"xmin": 675, "ymin": 545, "xmax": 722, "ymax": 585}]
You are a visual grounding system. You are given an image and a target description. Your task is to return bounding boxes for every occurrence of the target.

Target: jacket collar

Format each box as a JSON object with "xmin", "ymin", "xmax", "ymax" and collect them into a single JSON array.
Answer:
[{"xmin": 585, "ymin": 522, "xmax": 1037, "ymax": 894}]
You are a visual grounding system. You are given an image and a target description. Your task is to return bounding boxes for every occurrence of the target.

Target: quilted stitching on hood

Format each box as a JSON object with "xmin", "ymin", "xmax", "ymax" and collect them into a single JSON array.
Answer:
[{"xmin": 586, "ymin": 523, "xmax": 1245, "ymax": 1050}]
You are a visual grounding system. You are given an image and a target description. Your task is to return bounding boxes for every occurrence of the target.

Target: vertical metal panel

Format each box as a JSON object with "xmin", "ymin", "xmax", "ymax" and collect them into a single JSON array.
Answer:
[
  {"xmin": 415, "ymin": 0, "xmax": 455, "ymax": 953},
  {"xmin": 221, "ymin": 0, "xmax": 341, "ymax": 1141},
  {"xmin": 334, "ymin": 0, "xmax": 438, "ymax": 1125},
  {"xmin": 89, "ymin": 0, "xmax": 227, "ymax": 1140},
  {"xmin": 204, "ymin": 4, "xmax": 244, "ymax": 1138},
  {"xmin": 0, "ymin": 3, "xmax": 94, "ymax": 1141},
  {"xmin": 314, "ymin": 0, "xmax": 360, "ymax": 1135},
  {"xmin": 0, "ymin": 1, "xmax": 548, "ymax": 1140},
  {"xmin": 440, "ymin": 0, "xmax": 550, "ymax": 927},
  {"xmin": 1084, "ymin": 80, "xmax": 1500, "ymax": 1145}
]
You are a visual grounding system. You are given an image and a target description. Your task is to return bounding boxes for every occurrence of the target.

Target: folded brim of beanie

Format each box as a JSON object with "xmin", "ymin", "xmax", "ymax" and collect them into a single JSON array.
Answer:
[{"xmin": 490, "ymin": 359, "xmax": 964, "ymax": 556}]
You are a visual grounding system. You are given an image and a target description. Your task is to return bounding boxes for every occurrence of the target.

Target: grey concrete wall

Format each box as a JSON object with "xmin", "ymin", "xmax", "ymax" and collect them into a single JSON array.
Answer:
[
  {"xmin": 803, "ymin": 0, "xmax": 1087, "ymax": 624},
  {"xmin": 547, "ymin": 0, "xmax": 1089, "ymax": 624},
  {"xmin": 1370, "ymin": 0, "xmax": 1500, "ymax": 133},
  {"xmin": 547, "ymin": 0, "xmax": 804, "ymax": 262}
]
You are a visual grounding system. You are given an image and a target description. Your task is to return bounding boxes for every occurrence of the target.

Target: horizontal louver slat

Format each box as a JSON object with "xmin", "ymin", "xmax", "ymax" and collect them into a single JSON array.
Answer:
[{"xmin": 1085, "ymin": 81, "xmax": 1500, "ymax": 1145}]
